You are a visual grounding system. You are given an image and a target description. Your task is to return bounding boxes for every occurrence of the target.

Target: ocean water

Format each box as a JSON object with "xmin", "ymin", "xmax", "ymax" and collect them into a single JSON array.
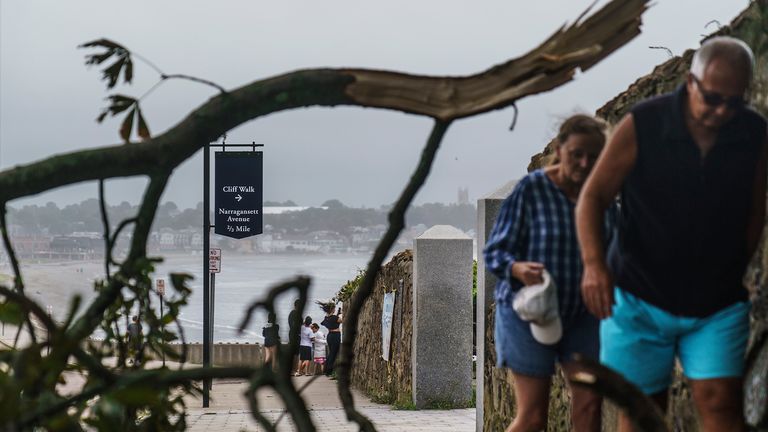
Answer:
[{"xmin": 152, "ymin": 253, "xmax": 370, "ymax": 344}]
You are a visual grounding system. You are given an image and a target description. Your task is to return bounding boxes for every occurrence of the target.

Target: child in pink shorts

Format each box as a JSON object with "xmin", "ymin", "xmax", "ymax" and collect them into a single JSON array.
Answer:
[{"xmin": 311, "ymin": 323, "xmax": 327, "ymax": 374}]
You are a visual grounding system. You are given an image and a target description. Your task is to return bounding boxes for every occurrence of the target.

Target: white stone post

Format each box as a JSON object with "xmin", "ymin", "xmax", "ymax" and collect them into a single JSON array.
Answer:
[
  {"xmin": 412, "ymin": 225, "xmax": 473, "ymax": 409},
  {"xmin": 476, "ymin": 180, "xmax": 517, "ymax": 432}
]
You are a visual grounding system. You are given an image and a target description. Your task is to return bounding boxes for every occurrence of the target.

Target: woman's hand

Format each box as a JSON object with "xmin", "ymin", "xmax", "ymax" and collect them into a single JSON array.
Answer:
[{"xmin": 511, "ymin": 262, "xmax": 545, "ymax": 286}]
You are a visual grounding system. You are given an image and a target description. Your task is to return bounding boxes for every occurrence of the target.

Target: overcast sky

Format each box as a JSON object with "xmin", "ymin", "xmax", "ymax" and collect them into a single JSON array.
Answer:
[{"xmin": 0, "ymin": 1, "xmax": 750, "ymax": 210}]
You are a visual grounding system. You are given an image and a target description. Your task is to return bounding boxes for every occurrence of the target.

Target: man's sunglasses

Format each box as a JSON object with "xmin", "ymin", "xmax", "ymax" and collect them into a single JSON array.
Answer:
[{"xmin": 691, "ymin": 75, "xmax": 746, "ymax": 109}]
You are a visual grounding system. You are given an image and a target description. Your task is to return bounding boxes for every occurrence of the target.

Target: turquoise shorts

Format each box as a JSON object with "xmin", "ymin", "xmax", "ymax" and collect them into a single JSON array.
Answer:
[{"xmin": 600, "ymin": 287, "xmax": 750, "ymax": 395}]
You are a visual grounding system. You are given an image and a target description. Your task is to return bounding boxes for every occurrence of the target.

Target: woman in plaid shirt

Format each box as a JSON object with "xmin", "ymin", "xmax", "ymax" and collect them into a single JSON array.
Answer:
[{"xmin": 484, "ymin": 114, "xmax": 616, "ymax": 432}]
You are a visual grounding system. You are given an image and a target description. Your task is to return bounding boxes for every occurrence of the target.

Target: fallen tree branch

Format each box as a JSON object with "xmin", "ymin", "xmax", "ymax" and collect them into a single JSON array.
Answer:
[
  {"xmin": 0, "ymin": 0, "xmax": 648, "ymax": 205},
  {"xmin": 569, "ymin": 355, "xmax": 669, "ymax": 432}
]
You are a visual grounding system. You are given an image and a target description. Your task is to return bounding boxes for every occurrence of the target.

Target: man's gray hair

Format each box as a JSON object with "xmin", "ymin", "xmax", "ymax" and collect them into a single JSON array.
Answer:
[{"xmin": 690, "ymin": 36, "xmax": 754, "ymax": 82}]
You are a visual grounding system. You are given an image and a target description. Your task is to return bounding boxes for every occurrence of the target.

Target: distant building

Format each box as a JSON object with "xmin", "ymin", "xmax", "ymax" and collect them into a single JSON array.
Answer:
[
  {"xmin": 10, "ymin": 235, "xmax": 53, "ymax": 259},
  {"xmin": 267, "ymin": 230, "xmax": 348, "ymax": 253},
  {"xmin": 263, "ymin": 206, "xmax": 327, "ymax": 215},
  {"xmin": 41, "ymin": 235, "xmax": 101, "ymax": 260},
  {"xmin": 458, "ymin": 187, "xmax": 469, "ymax": 205}
]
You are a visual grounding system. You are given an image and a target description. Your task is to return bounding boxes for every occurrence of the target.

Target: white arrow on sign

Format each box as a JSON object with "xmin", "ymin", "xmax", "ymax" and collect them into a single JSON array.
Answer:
[{"xmin": 235, "ymin": 194, "xmax": 242, "ymax": 202}]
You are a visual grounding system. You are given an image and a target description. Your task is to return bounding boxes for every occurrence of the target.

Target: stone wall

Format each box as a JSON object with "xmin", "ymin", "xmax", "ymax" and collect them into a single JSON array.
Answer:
[
  {"xmin": 168, "ymin": 342, "xmax": 265, "ymax": 367},
  {"xmin": 342, "ymin": 250, "xmax": 414, "ymax": 405},
  {"xmin": 483, "ymin": 303, "xmax": 575, "ymax": 431}
]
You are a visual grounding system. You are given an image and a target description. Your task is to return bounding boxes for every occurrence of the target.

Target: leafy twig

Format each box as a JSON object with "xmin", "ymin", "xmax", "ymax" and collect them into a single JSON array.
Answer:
[
  {"xmin": 161, "ymin": 74, "xmax": 227, "ymax": 94},
  {"xmin": 0, "ymin": 205, "xmax": 38, "ymax": 346},
  {"xmin": 649, "ymin": 45, "xmax": 674, "ymax": 58},
  {"xmin": 0, "ymin": 206, "xmax": 24, "ymax": 293}
]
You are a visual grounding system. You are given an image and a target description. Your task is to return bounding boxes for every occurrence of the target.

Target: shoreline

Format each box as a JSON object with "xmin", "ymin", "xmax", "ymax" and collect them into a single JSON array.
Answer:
[{"xmin": 12, "ymin": 252, "xmax": 368, "ymax": 344}]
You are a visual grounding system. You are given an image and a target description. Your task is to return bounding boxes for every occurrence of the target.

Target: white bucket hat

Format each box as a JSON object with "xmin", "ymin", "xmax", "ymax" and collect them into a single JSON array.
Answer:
[{"xmin": 512, "ymin": 269, "xmax": 562, "ymax": 345}]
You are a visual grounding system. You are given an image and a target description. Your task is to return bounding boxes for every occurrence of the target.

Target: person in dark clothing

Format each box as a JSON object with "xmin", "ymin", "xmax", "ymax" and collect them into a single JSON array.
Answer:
[
  {"xmin": 287, "ymin": 299, "xmax": 302, "ymax": 373},
  {"xmin": 262, "ymin": 312, "xmax": 280, "ymax": 370},
  {"xmin": 319, "ymin": 302, "xmax": 343, "ymax": 377},
  {"xmin": 126, "ymin": 315, "xmax": 143, "ymax": 365},
  {"xmin": 576, "ymin": 36, "xmax": 766, "ymax": 432},
  {"xmin": 295, "ymin": 316, "xmax": 315, "ymax": 376},
  {"xmin": 288, "ymin": 299, "xmax": 302, "ymax": 339}
]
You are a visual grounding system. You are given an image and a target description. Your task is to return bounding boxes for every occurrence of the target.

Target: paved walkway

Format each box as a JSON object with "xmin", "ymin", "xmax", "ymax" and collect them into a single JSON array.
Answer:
[
  {"xmin": 184, "ymin": 375, "xmax": 476, "ymax": 431},
  {"xmin": 186, "ymin": 406, "xmax": 476, "ymax": 431},
  {"xmin": 1, "ymin": 326, "xmax": 475, "ymax": 431}
]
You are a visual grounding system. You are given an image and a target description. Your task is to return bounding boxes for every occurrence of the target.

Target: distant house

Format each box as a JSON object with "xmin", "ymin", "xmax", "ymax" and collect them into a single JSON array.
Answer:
[
  {"xmin": 10, "ymin": 235, "xmax": 53, "ymax": 260},
  {"xmin": 350, "ymin": 224, "xmax": 387, "ymax": 251},
  {"xmin": 158, "ymin": 229, "xmax": 176, "ymax": 250},
  {"xmin": 268, "ymin": 230, "xmax": 348, "ymax": 253},
  {"xmin": 307, "ymin": 230, "xmax": 349, "ymax": 253},
  {"xmin": 41, "ymin": 235, "xmax": 101, "ymax": 260},
  {"xmin": 155, "ymin": 228, "xmax": 201, "ymax": 251},
  {"xmin": 263, "ymin": 206, "xmax": 327, "ymax": 215}
]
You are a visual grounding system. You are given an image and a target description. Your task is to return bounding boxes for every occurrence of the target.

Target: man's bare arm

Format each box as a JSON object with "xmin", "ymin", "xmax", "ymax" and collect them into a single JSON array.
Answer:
[{"xmin": 576, "ymin": 114, "xmax": 638, "ymax": 319}]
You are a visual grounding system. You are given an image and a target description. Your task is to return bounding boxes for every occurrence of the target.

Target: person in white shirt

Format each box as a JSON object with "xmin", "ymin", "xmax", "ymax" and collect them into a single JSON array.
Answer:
[{"xmin": 311, "ymin": 323, "xmax": 327, "ymax": 374}]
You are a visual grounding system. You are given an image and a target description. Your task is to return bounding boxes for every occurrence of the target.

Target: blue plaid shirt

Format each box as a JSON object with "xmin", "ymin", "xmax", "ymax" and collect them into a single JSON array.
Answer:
[{"xmin": 484, "ymin": 169, "xmax": 617, "ymax": 320}]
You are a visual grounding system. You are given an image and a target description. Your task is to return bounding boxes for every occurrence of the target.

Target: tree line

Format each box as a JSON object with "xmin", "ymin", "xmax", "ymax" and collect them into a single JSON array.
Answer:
[{"xmin": 7, "ymin": 199, "xmax": 477, "ymax": 235}]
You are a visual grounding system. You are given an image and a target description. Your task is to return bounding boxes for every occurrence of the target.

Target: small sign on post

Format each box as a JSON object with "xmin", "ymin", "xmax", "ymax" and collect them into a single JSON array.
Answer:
[
  {"xmin": 156, "ymin": 278, "xmax": 166, "ymax": 366},
  {"xmin": 209, "ymin": 248, "xmax": 221, "ymax": 273},
  {"xmin": 156, "ymin": 279, "xmax": 166, "ymax": 296}
]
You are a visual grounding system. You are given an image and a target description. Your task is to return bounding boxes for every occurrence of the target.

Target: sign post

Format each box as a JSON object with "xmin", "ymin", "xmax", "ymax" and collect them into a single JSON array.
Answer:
[
  {"xmin": 208, "ymin": 248, "xmax": 221, "ymax": 369},
  {"xmin": 202, "ymin": 141, "xmax": 263, "ymax": 408},
  {"xmin": 156, "ymin": 279, "xmax": 166, "ymax": 367}
]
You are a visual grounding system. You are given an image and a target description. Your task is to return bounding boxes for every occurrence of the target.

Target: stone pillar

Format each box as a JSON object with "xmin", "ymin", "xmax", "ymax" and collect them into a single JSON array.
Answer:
[
  {"xmin": 476, "ymin": 180, "xmax": 517, "ymax": 432},
  {"xmin": 412, "ymin": 225, "xmax": 473, "ymax": 409}
]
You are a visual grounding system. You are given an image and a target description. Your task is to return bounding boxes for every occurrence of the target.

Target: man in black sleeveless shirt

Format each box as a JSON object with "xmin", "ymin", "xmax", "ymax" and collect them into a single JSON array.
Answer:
[{"xmin": 576, "ymin": 37, "xmax": 767, "ymax": 432}]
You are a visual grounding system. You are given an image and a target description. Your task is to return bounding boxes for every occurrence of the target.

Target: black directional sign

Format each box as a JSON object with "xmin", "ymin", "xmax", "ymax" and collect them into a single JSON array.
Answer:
[{"xmin": 214, "ymin": 152, "xmax": 263, "ymax": 239}]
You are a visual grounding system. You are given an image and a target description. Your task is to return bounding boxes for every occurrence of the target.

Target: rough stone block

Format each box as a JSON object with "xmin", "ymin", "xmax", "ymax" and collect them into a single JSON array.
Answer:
[{"xmin": 413, "ymin": 225, "xmax": 473, "ymax": 409}]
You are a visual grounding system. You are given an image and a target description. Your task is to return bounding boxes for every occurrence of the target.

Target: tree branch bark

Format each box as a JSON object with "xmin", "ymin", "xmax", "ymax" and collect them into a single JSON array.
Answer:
[
  {"xmin": 0, "ymin": 0, "xmax": 656, "ymax": 428},
  {"xmin": 0, "ymin": 0, "xmax": 648, "ymax": 205}
]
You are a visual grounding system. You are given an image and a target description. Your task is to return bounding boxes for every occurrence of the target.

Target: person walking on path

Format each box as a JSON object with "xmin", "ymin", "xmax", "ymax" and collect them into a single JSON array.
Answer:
[
  {"xmin": 311, "ymin": 323, "xmax": 327, "ymax": 375},
  {"xmin": 576, "ymin": 36, "xmax": 767, "ymax": 432},
  {"xmin": 484, "ymin": 114, "xmax": 616, "ymax": 432},
  {"xmin": 262, "ymin": 312, "xmax": 280, "ymax": 370},
  {"xmin": 320, "ymin": 302, "xmax": 343, "ymax": 378},
  {"xmin": 295, "ymin": 316, "xmax": 314, "ymax": 376},
  {"xmin": 126, "ymin": 315, "xmax": 143, "ymax": 366}
]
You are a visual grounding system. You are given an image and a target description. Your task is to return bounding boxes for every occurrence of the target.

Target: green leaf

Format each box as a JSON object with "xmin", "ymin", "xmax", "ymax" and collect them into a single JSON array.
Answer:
[
  {"xmin": 119, "ymin": 107, "xmax": 136, "ymax": 143},
  {"xmin": 170, "ymin": 273, "xmax": 193, "ymax": 296},
  {"xmin": 79, "ymin": 38, "xmax": 126, "ymax": 53},
  {"xmin": 96, "ymin": 94, "xmax": 136, "ymax": 123},
  {"xmin": 103, "ymin": 60, "xmax": 125, "ymax": 89},
  {"xmin": 124, "ymin": 57, "xmax": 133, "ymax": 84},
  {"xmin": 136, "ymin": 107, "xmax": 151, "ymax": 140},
  {"xmin": 79, "ymin": 39, "xmax": 134, "ymax": 89},
  {"xmin": 0, "ymin": 302, "xmax": 24, "ymax": 325},
  {"xmin": 112, "ymin": 386, "xmax": 159, "ymax": 406}
]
